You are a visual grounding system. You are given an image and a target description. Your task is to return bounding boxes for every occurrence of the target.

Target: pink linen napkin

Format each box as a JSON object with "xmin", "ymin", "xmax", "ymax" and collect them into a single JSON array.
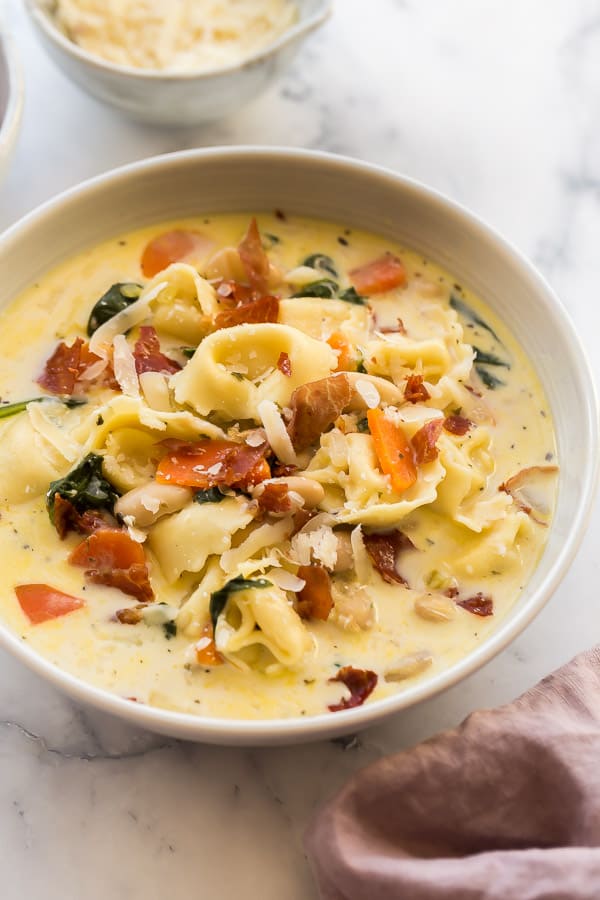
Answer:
[{"xmin": 306, "ymin": 647, "xmax": 600, "ymax": 899}]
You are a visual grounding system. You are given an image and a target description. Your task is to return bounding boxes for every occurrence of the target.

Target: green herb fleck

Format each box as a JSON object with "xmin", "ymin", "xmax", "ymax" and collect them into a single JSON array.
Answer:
[
  {"xmin": 194, "ymin": 487, "xmax": 227, "ymax": 504},
  {"xmin": 180, "ymin": 347, "xmax": 197, "ymax": 359},
  {"xmin": 302, "ymin": 254, "xmax": 338, "ymax": 277},
  {"xmin": 473, "ymin": 347, "xmax": 510, "ymax": 368},
  {"xmin": 87, "ymin": 282, "xmax": 143, "ymax": 336},
  {"xmin": 356, "ymin": 417, "xmax": 370, "ymax": 433},
  {"xmin": 47, "ymin": 453, "xmax": 120, "ymax": 525},
  {"xmin": 210, "ymin": 577, "xmax": 272, "ymax": 630},
  {"xmin": 339, "ymin": 287, "xmax": 367, "ymax": 306},
  {"xmin": 231, "ymin": 372, "xmax": 246, "ymax": 381},
  {"xmin": 356, "ymin": 359, "xmax": 367, "ymax": 374},
  {"xmin": 263, "ymin": 233, "xmax": 281, "ymax": 248}
]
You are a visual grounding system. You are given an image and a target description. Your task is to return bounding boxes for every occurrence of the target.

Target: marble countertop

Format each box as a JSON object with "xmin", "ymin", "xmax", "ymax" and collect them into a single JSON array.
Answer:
[{"xmin": 1, "ymin": 0, "xmax": 600, "ymax": 897}]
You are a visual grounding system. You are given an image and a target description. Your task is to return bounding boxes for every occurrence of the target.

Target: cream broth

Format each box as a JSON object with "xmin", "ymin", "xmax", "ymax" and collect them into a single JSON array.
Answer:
[{"xmin": 0, "ymin": 214, "xmax": 557, "ymax": 719}]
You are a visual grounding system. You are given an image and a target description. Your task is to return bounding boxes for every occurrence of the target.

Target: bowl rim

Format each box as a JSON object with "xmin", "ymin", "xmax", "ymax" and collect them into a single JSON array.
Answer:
[
  {"xmin": 0, "ymin": 33, "xmax": 24, "ymax": 168},
  {"xmin": 23, "ymin": 0, "xmax": 333, "ymax": 81},
  {"xmin": 0, "ymin": 145, "xmax": 597, "ymax": 743}
]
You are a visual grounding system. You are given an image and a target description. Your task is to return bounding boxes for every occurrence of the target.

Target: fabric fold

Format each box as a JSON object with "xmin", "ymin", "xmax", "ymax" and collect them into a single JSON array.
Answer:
[{"xmin": 306, "ymin": 647, "xmax": 600, "ymax": 899}]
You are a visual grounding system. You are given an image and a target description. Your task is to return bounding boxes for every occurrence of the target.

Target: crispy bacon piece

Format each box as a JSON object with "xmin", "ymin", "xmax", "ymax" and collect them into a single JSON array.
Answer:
[
  {"xmin": 257, "ymin": 482, "xmax": 292, "ymax": 515},
  {"xmin": 216, "ymin": 280, "xmax": 255, "ymax": 304},
  {"xmin": 238, "ymin": 218, "xmax": 270, "ymax": 294},
  {"xmin": 155, "ymin": 438, "xmax": 270, "ymax": 491},
  {"xmin": 296, "ymin": 565, "xmax": 333, "ymax": 621},
  {"xmin": 404, "ymin": 374, "xmax": 430, "ymax": 404},
  {"xmin": 53, "ymin": 495, "xmax": 113, "ymax": 540},
  {"xmin": 328, "ymin": 666, "xmax": 378, "ymax": 712},
  {"xmin": 363, "ymin": 530, "xmax": 415, "ymax": 585},
  {"xmin": 457, "ymin": 593, "xmax": 494, "ymax": 617},
  {"xmin": 287, "ymin": 374, "xmax": 352, "ymax": 451},
  {"xmin": 115, "ymin": 605, "xmax": 146, "ymax": 625},
  {"xmin": 133, "ymin": 325, "xmax": 181, "ymax": 376},
  {"xmin": 277, "ymin": 351, "xmax": 292, "ymax": 377},
  {"xmin": 141, "ymin": 229, "xmax": 212, "ymax": 278},
  {"xmin": 444, "ymin": 415, "xmax": 472, "ymax": 436},
  {"xmin": 411, "ymin": 419, "xmax": 444, "ymax": 465},
  {"xmin": 350, "ymin": 253, "xmax": 407, "ymax": 295},
  {"xmin": 214, "ymin": 294, "xmax": 279, "ymax": 330},
  {"xmin": 272, "ymin": 463, "xmax": 298, "ymax": 478},
  {"xmin": 37, "ymin": 337, "xmax": 112, "ymax": 396},
  {"xmin": 195, "ymin": 622, "xmax": 224, "ymax": 666},
  {"xmin": 69, "ymin": 529, "xmax": 154, "ymax": 603}
]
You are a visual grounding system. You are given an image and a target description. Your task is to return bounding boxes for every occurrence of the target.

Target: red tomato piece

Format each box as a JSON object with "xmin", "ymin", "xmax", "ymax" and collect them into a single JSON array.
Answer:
[
  {"xmin": 16, "ymin": 584, "xmax": 85, "ymax": 624},
  {"xmin": 141, "ymin": 230, "xmax": 210, "ymax": 278},
  {"xmin": 350, "ymin": 253, "xmax": 407, "ymax": 295}
]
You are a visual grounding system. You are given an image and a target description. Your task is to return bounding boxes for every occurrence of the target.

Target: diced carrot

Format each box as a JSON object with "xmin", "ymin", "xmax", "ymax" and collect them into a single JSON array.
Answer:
[
  {"xmin": 327, "ymin": 332, "xmax": 358, "ymax": 372},
  {"xmin": 195, "ymin": 623, "xmax": 223, "ymax": 667},
  {"xmin": 69, "ymin": 529, "xmax": 154, "ymax": 602},
  {"xmin": 367, "ymin": 408, "xmax": 417, "ymax": 494},
  {"xmin": 141, "ymin": 230, "xmax": 210, "ymax": 278},
  {"xmin": 350, "ymin": 253, "xmax": 407, "ymax": 295},
  {"xmin": 155, "ymin": 439, "xmax": 269, "ymax": 490},
  {"xmin": 296, "ymin": 565, "xmax": 333, "ymax": 620},
  {"xmin": 15, "ymin": 584, "xmax": 84, "ymax": 624}
]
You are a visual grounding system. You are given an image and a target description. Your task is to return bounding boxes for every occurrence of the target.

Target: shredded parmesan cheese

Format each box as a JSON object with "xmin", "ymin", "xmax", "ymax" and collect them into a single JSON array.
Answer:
[
  {"xmin": 257, "ymin": 399, "xmax": 298, "ymax": 466},
  {"xmin": 112, "ymin": 335, "xmax": 140, "ymax": 398}
]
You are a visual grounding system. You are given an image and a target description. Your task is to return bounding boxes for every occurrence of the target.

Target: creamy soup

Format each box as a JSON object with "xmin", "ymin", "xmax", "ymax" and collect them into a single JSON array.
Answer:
[{"xmin": 0, "ymin": 214, "xmax": 557, "ymax": 719}]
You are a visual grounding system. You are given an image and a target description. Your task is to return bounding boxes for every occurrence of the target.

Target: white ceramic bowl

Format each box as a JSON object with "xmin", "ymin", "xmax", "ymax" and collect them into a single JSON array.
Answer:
[
  {"xmin": 0, "ymin": 33, "xmax": 23, "ymax": 182},
  {"xmin": 0, "ymin": 147, "xmax": 597, "ymax": 745},
  {"xmin": 23, "ymin": 0, "xmax": 331, "ymax": 125}
]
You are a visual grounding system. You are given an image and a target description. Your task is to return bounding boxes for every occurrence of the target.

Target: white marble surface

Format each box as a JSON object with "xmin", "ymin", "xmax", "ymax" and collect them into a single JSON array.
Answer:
[{"xmin": 1, "ymin": 0, "xmax": 600, "ymax": 896}]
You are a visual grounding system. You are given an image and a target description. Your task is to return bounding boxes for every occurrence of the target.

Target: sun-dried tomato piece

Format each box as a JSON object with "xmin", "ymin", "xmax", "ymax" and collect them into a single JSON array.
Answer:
[
  {"xmin": 444, "ymin": 415, "xmax": 472, "ymax": 436},
  {"xmin": 214, "ymin": 294, "xmax": 279, "ymax": 330},
  {"xmin": 457, "ymin": 593, "xmax": 494, "ymax": 617},
  {"xmin": 350, "ymin": 253, "xmax": 407, "ymax": 295},
  {"xmin": 238, "ymin": 218, "xmax": 271, "ymax": 293},
  {"xmin": 328, "ymin": 666, "xmax": 378, "ymax": 712},
  {"xmin": 133, "ymin": 325, "xmax": 181, "ymax": 376},
  {"xmin": 287, "ymin": 374, "xmax": 352, "ymax": 451},
  {"xmin": 277, "ymin": 351, "xmax": 292, "ymax": 377},
  {"xmin": 296, "ymin": 565, "xmax": 333, "ymax": 621},
  {"xmin": 404, "ymin": 374, "xmax": 430, "ymax": 404},
  {"xmin": 362, "ymin": 530, "xmax": 414, "ymax": 585},
  {"xmin": 53, "ymin": 495, "xmax": 113, "ymax": 540},
  {"xmin": 69, "ymin": 529, "xmax": 154, "ymax": 603},
  {"xmin": 411, "ymin": 419, "xmax": 444, "ymax": 465}
]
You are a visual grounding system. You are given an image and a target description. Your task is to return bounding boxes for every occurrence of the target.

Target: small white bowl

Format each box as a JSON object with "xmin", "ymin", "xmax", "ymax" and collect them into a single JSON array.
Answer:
[
  {"xmin": 0, "ymin": 147, "xmax": 597, "ymax": 745},
  {"xmin": 0, "ymin": 33, "xmax": 23, "ymax": 182},
  {"xmin": 23, "ymin": 0, "xmax": 331, "ymax": 125}
]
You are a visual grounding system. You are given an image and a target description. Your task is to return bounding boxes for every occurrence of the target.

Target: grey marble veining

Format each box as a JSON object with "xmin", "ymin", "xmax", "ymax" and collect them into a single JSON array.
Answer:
[{"xmin": 1, "ymin": 0, "xmax": 600, "ymax": 896}]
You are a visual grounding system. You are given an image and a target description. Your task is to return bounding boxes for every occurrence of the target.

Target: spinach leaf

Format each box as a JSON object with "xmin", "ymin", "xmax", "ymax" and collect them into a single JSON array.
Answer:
[
  {"xmin": 210, "ymin": 577, "xmax": 272, "ymax": 630},
  {"xmin": 263, "ymin": 233, "xmax": 281, "ymax": 249},
  {"xmin": 87, "ymin": 282, "xmax": 143, "ymax": 336},
  {"xmin": 47, "ymin": 453, "xmax": 120, "ymax": 524},
  {"xmin": 450, "ymin": 295, "xmax": 501, "ymax": 343},
  {"xmin": 180, "ymin": 347, "xmax": 197, "ymax": 359},
  {"xmin": 0, "ymin": 396, "xmax": 87, "ymax": 420},
  {"xmin": 163, "ymin": 621, "xmax": 177, "ymax": 640},
  {"xmin": 339, "ymin": 287, "xmax": 367, "ymax": 306},
  {"xmin": 475, "ymin": 365, "xmax": 505, "ymax": 390},
  {"xmin": 292, "ymin": 279, "xmax": 339, "ymax": 299},
  {"xmin": 194, "ymin": 487, "xmax": 227, "ymax": 504},
  {"xmin": 473, "ymin": 348, "xmax": 510, "ymax": 368},
  {"xmin": 302, "ymin": 254, "xmax": 338, "ymax": 277}
]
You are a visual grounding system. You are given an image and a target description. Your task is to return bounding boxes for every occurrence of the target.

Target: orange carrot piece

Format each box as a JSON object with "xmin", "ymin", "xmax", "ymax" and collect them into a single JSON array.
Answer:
[
  {"xmin": 327, "ymin": 332, "xmax": 358, "ymax": 372},
  {"xmin": 15, "ymin": 584, "xmax": 84, "ymax": 624},
  {"xmin": 141, "ymin": 230, "xmax": 210, "ymax": 278},
  {"xmin": 350, "ymin": 253, "xmax": 407, "ymax": 295},
  {"xmin": 195, "ymin": 623, "xmax": 223, "ymax": 667},
  {"xmin": 367, "ymin": 408, "xmax": 417, "ymax": 494}
]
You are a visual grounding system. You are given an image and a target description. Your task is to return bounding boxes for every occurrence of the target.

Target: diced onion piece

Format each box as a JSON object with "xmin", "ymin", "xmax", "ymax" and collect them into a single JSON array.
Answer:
[{"xmin": 257, "ymin": 398, "xmax": 298, "ymax": 466}]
